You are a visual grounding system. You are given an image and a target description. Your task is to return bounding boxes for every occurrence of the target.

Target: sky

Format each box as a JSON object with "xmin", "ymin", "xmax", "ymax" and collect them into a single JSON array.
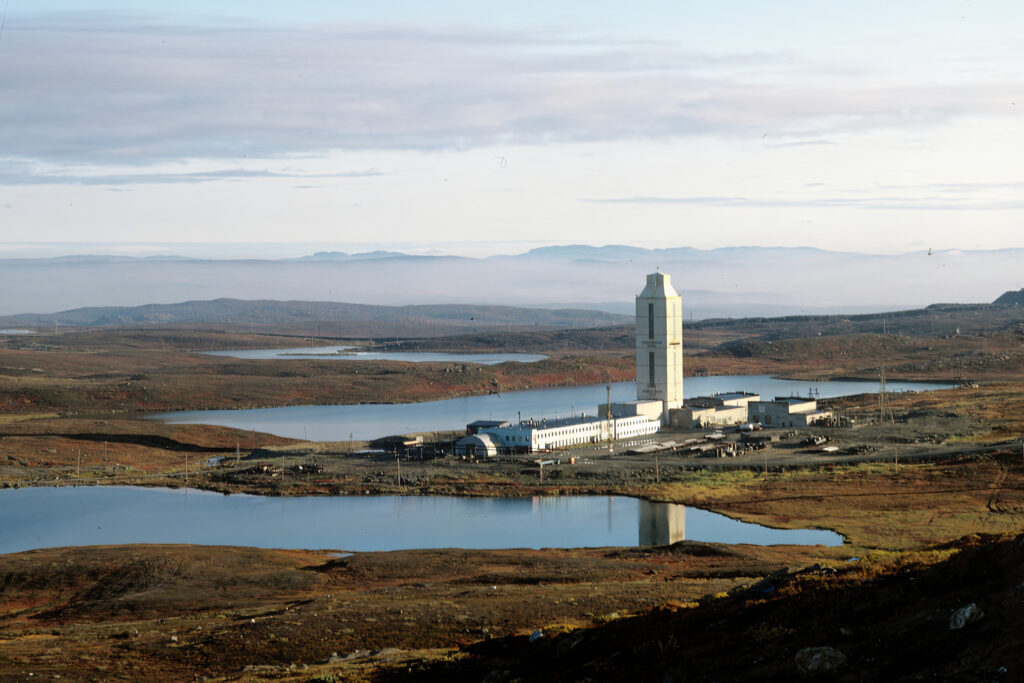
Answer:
[{"xmin": 2, "ymin": 1, "xmax": 1023, "ymax": 257}]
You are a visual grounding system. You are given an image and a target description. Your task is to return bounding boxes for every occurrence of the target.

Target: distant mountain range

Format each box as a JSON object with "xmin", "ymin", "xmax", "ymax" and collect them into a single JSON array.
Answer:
[
  {"xmin": 0, "ymin": 299, "xmax": 629, "ymax": 334},
  {"xmin": 1, "ymin": 245, "xmax": 1021, "ymax": 319}
]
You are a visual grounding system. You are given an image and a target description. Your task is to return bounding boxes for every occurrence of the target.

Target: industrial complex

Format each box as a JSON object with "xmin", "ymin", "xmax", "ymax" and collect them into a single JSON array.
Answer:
[{"xmin": 455, "ymin": 272, "xmax": 831, "ymax": 456}]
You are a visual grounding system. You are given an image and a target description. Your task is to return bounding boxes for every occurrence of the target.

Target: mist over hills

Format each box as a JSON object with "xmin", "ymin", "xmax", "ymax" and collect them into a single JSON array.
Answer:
[
  {"xmin": 1, "ymin": 245, "xmax": 1020, "ymax": 319},
  {"xmin": 0, "ymin": 299, "xmax": 628, "ymax": 336}
]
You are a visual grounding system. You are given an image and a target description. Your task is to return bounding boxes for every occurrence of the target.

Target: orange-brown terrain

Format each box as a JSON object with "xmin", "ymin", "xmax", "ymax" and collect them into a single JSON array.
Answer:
[{"xmin": 2, "ymin": 306, "xmax": 1024, "ymax": 680}]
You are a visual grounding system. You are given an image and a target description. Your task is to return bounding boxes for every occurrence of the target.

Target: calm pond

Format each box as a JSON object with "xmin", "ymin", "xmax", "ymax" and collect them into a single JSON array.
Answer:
[
  {"xmin": 152, "ymin": 375, "xmax": 951, "ymax": 441},
  {"xmin": 202, "ymin": 345, "xmax": 547, "ymax": 365},
  {"xmin": 0, "ymin": 487, "xmax": 842, "ymax": 554}
]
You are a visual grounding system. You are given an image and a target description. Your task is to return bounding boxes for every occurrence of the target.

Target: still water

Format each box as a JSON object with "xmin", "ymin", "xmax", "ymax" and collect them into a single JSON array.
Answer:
[
  {"xmin": 202, "ymin": 345, "xmax": 547, "ymax": 365},
  {"xmin": 152, "ymin": 375, "xmax": 950, "ymax": 441},
  {"xmin": 0, "ymin": 487, "xmax": 842, "ymax": 554}
]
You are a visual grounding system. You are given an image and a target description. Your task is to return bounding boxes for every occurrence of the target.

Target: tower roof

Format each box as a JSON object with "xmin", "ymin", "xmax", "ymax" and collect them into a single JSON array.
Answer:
[{"xmin": 638, "ymin": 272, "xmax": 679, "ymax": 299}]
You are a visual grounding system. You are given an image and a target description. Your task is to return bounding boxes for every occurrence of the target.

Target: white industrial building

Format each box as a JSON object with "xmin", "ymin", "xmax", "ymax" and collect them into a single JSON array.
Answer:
[
  {"xmin": 456, "ymin": 272, "xmax": 683, "ymax": 454},
  {"xmin": 635, "ymin": 272, "xmax": 684, "ymax": 421},
  {"xmin": 673, "ymin": 392, "xmax": 761, "ymax": 428},
  {"xmin": 605, "ymin": 272, "xmax": 684, "ymax": 426},
  {"xmin": 454, "ymin": 433, "xmax": 501, "ymax": 457},
  {"xmin": 456, "ymin": 413, "xmax": 661, "ymax": 456},
  {"xmin": 748, "ymin": 397, "xmax": 832, "ymax": 428}
]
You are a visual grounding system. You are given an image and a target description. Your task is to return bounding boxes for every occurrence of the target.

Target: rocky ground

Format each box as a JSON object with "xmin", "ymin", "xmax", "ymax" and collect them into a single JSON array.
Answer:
[{"xmin": 402, "ymin": 532, "xmax": 1024, "ymax": 682}]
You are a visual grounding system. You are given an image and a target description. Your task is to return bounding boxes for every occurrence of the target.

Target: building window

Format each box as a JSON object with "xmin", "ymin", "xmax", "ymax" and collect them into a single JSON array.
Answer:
[
  {"xmin": 649, "ymin": 351, "xmax": 655, "ymax": 387},
  {"xmin": 648, "ymin": 303, "xmax": 654, "ymax": 339}
]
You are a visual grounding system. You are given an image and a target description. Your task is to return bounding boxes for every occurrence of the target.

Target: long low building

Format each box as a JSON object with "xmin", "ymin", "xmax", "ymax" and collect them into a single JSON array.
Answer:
[{"xmin": 456, "ymin": 413, "xmax": 661, "ymax": 455}]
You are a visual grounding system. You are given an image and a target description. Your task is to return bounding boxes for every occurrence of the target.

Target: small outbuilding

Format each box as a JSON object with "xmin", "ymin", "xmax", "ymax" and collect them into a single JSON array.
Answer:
[
  {"xmin": 369, "ymin": 434, "xmax": 424, "ymax": 453},
  {"xmin": 455, "ymin": 433, "xmax": 500, "ymax": 457}
]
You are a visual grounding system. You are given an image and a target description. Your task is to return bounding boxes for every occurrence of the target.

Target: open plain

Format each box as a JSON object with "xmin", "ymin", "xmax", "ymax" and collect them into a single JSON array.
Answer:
[{"xmin": 2, "ymin": 304, "xmax": 1024, "ymax": 680}]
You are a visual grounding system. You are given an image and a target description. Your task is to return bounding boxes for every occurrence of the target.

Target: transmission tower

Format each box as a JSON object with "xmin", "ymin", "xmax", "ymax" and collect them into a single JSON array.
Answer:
[{"xmin": 878, "ymin": 366, "xmax": 895, "ymax": 425}]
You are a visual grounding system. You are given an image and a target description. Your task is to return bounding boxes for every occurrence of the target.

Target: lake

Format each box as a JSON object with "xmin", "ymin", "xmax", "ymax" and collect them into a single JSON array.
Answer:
[
  {"xmin": 202, "ymin": 345, "xmax": 547, "ymax": 365},
  {"xmin": 151, "ymin": 375, "xmax": 951, "ymax": 441},
  {"xmin": 0, "ymin": 487, "xmax": 843, "ymax": 554},
  {"xmin": 0, "ymin": 329, "xmax": 34, "ymax": 335}
]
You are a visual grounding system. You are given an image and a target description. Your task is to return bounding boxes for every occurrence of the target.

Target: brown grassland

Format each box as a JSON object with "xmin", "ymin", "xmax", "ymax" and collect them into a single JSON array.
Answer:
[{"xmin": 2, "ymin": 312, "xmax": 1024, "ymax": 680}]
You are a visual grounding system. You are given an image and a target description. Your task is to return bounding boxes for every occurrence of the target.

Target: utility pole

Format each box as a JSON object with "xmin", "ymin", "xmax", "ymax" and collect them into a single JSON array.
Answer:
[
  {"xmin": 396, "ymin": 453, "xmax": 402, "ymax": 490},
  {"xmin": 879, "ymin": 367, "xmax": 895, "ymax": 425},
  {"xmin": 77, "ymin": 449, "xmax": 82, "ymax": 484},
  {"xmin": 606, "ymin": 384, "xmax": 612, "ymax": 445},
  {"xmin": 655, "ymin": 455, "xmax": 660, "ymax": 484},
  {"xmin": 185, "ymin": 453, "xmax": 189, "ymax": 490}
]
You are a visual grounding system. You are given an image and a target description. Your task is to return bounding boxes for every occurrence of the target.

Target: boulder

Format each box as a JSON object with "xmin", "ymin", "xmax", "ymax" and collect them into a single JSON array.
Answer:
[
  {"xmin": 795, "ymin": 646, "xmax": 846, "ymax": 675},
  {"xmin": 949, "ymin": 602, "xmax": 984, "ymax": 630}
]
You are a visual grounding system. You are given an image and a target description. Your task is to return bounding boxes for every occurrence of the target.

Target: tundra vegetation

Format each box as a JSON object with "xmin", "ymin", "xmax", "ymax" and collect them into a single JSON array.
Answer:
[{"xmin": 2, "ymin": 303, "xmax": 1024, "ymax": 680}]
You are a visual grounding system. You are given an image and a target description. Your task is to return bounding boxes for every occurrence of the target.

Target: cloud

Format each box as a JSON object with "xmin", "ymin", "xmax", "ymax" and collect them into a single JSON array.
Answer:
[
  {"xmin": 767, "ymin": 139, "xmax": 837, "ymax": 148},
  {"xmin": 0, "ymin": 164, "xmax": 383, "ymax": 186},
  {"xmin": 581, "ymin": 195, "xmax": 1024, "ymax": 211},
  {"xmin": 0, "ymin": 11, "xmax": 1019, "ymax": 173}
]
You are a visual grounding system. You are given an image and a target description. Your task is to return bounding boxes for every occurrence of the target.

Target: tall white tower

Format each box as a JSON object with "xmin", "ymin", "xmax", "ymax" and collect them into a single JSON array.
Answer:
[{"xmin": 636, "ymin": 272, "xmax": 683, "ymax": 420}]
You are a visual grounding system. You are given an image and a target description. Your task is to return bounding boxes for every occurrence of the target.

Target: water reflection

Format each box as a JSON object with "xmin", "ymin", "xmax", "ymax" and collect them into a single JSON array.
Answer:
[
  {"xmin": 638, "ymin": 500, "xmax": 842, "ymax": 547},
  {"xmin": 0, "ymin": 487, "xmax": 843, "ymax": 554},
  {"xmin": 638, "ymin": 500, "xmax": 686, "ymax": 545},
  {"xmin": 201, "ymin": 345, "xmax": 547, "ymax": 365}
]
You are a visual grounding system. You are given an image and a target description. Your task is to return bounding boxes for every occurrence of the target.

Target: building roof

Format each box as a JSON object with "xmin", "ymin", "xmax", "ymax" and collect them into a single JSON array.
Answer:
[
  {"xmin": 456, "ymin": 433, "xmax": 499, "ymax": 449},
  {"xmin": 483, "ymin": 413, "xmax": 655, "ymax": 433},
  {"xmin": 685, "ymin": 392, "xmax": 760, "ymax": 408},
  {"xmin": 717, "ymin": 392, "xmax": 760, "ymax": 401},
  {"xmin": 613, "ymin": 399, "xmax": 662, "ymax": 408},
  {"xmin": 638, "ymin": 272, "xmax": 679, "ymax": 299},
  {"xmin": 513, "ymin": 415, "xmax": 606, "ymax": 430},
  {"xmin": 369, "ymin": 434, "xmax": 423, "ymax": 446},
  {"xmin": 467, "ymin": 419, "xmax": 510, "ymax": 428}
]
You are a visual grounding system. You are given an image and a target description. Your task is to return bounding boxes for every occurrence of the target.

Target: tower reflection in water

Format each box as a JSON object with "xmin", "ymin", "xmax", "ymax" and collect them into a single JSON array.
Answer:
[{"xmin": 638, "ymin": 500, "xmax": 686, "ymax": 546}]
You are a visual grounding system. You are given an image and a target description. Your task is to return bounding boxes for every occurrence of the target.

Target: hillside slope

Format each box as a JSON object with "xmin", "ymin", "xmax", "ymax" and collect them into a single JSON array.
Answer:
[{"xmin": 0, "ymin": 299, "xmax": 629, "ymax": 336}]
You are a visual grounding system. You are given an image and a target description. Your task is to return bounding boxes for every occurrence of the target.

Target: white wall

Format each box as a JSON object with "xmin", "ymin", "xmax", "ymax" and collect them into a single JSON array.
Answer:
[{"xmin": 635, "ymin": 272, "xmax": 684, "ymax": 418}]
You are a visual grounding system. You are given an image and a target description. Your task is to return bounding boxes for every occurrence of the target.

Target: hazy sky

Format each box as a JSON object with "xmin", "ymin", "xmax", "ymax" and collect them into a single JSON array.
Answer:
[{"xmin": 2, "ymin": 1, "xmax": 1023, "ymax": 257}]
